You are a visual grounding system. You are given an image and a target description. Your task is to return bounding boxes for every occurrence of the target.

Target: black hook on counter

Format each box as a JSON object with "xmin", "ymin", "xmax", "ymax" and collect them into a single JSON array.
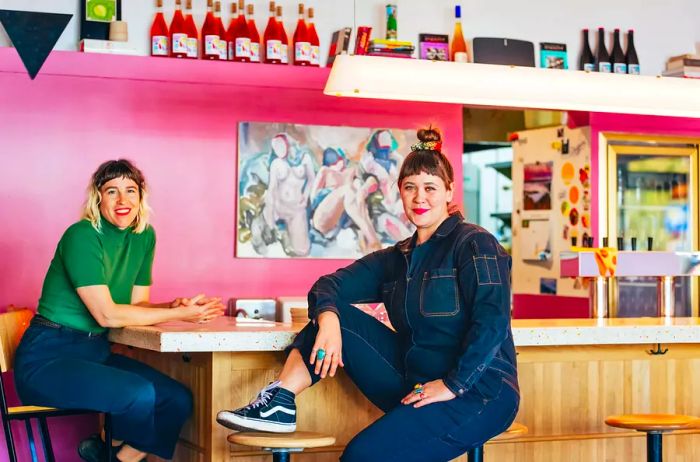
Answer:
[
  {"xmin": 182, "ymin": 354, "xmax": 192, "ymax": 363},
  {"xmin": 647, "ymin": 343, "xmax": 668, "ymax": 356}
]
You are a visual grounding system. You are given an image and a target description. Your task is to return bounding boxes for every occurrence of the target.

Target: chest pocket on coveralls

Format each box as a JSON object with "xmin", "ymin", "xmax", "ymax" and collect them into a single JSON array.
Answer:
[{"xmin": 420, "ymin": 268, "xmax": 460, "ymax": 316}]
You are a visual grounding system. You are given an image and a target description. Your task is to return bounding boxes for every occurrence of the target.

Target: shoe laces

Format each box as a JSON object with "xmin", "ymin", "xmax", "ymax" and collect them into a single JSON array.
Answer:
[{"xmin": 247, "ymin": 380, "xmax": 281, "ymax": 409}]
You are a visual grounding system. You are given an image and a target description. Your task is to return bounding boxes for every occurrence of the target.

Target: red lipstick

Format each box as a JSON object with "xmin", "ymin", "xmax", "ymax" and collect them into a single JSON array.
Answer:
[{"xmin": 412, "ymin": 208, "xmax": 429, "ymax": 215}]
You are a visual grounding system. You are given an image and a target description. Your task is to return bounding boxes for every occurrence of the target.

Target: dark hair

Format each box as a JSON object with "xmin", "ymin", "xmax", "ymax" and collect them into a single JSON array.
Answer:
[
  {"xmin": 398, "ymin": 127, "xmax": 454, "ymax": 187},
  {"xmin": 92, "ymin": 159, "xmax": 146, "ymax": 192}
]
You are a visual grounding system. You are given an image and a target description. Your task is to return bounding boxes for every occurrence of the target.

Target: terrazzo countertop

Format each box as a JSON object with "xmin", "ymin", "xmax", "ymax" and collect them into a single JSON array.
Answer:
[
  {"xmin": 108, "ymin": 316, "xmax": 700, "ymax": 352},
  {"xmin": 511, "ymin": 317, "xmax": 700, "ymax": 347}
]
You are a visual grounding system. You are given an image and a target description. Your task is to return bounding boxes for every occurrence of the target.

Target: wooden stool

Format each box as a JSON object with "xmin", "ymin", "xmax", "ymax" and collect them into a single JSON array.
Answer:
[
  {"xmin": 605, "ymin": 414, "xmax": 700, "ymax": 462},
  {"xmin": 228, "ymin": 431, "xmax": 335, "ymax": 462},
  {"xmin": 467, "ymin": 422, "xmax": 527, "ymax": 462}
]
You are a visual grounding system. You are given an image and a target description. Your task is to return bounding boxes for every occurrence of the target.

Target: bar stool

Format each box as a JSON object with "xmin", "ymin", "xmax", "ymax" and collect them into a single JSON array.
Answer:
[
  {"xmin": 228, "ymin": 431, "xmax": 335, "ymax": 462},
  {"xmin": 467, "ymin": 422, "xmax": 527, "ymax": 462},
  {"xmin": 605, "ymin": 414, "xmax": 700, "ymax": 462}
]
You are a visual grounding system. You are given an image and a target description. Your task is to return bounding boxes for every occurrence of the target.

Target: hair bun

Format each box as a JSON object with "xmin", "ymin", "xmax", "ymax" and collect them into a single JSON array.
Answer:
[{"xmin": 417, "ymin": 127, "xmax": 442, "ymax": 144}]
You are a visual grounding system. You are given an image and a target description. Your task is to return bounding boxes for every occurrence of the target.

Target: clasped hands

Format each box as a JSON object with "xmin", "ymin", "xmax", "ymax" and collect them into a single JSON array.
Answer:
[{"xmin": 171, "ymin": 294, "xmax": 225, "ymax": 323}]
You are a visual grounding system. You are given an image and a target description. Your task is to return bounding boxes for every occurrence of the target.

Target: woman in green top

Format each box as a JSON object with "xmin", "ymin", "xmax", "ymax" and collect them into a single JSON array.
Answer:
[{"xmin": 14, "ymin": 159, "xmax": 224, "ymax": 462}]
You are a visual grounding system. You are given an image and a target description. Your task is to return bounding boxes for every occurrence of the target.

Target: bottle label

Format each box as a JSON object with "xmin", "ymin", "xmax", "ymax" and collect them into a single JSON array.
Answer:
[
  {"xmin": 172, "ymin": 33, "xmax": 188, "ymax": 54},
  {"xmin": 295, "ymin": 41, "xmax": 311, "ymax": 62},
  {"xmin": 236, "ymin": 37, "xmax": 252, "ymax": 59},
  {"xmin": 583, "ymin": 63, "xmax": 595, "ymax": 72},
  {"xmin": 186, "ymin": 37, "xmax": 198, "ymax": 58},
  {"xmin": 454, "ymin": 51, "xmax": 468, "ymax": 63},
  {"xmin": 151, "ymin": 36, "xmax": 169, "ymax": 56},
  {"xmin": 310, "ymin": 45, "xmax": 320, "ymax": 65},
  {"xmin": 250, "ymin": 42, "xmax": 261, "ymax": 62},
  {"xmin": 613, "ymin": 63, "xmax": 627, "ymax": 74},
  {"xmin": 281, "ymin": 44, "xmax": 289, "ymax": 63},
  {"xmin": 266, "ymin": 39, "xmax": 282, "ymax": 60},
  {"xmin": 628, "ymin": 64, "xmax": 640, "ymax": 75},
  {"xmin": 598, "ymin": 62, "xmax": 612, "ymax": 73},
  {"xmin": 218, "ymin": 39, "xmax": 228, "ymax": 60},
  {"xmin": 204, "ymin": 35, "xmax": 220, "ymax": 57}
]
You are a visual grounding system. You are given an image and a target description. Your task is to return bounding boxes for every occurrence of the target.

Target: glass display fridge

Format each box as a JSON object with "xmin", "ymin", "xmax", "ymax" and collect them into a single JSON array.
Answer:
[{"xmin": 603, "ymin": 134, "xmax": 699, "ymax": 317}]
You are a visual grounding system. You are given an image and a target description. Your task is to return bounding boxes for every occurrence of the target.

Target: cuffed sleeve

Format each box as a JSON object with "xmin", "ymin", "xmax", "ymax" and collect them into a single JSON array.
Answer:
[
  {"xmin": 444, "ymin": 232, "xmax": 512, "ymax": 397},
  {"xmin": 134, "ymin": 226, "xmax": 156, "ymax": 286}
]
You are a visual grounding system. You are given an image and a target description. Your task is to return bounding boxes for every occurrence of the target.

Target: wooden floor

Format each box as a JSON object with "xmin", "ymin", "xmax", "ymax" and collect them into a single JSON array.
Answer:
[{"xmin": 118, "ymin": 343, "xmax": 700, "ymax": 461}]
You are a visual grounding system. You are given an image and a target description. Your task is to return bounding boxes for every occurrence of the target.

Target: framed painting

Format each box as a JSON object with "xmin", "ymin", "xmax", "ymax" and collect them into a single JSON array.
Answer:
[{"xmin": 237, "ymin": 122, "xmax": 416, "ymax": 258}]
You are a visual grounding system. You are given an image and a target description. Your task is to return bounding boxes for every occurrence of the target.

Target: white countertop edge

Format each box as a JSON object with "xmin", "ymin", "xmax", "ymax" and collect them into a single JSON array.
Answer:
[
  {"xmin": 109, "ymin": 318, "xmax": 700, "ymax": 352},
  {"xmin": 159, "ymin": 331, "xmax": 298, "ymax": 352},
  {"xmin": 512, "ymin": 325, "xmax": 700, "ymax": 347},
  {"xmin": 110, "ymin": 330, "xmax": 299, "ymax": 353}
]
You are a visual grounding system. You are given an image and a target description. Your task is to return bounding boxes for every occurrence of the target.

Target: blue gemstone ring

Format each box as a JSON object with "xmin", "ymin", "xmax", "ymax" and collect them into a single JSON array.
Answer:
[
  {"xmin": 413, "ymin": 383, "xmax": 424, "ymax": 395},
  {"xmin": 316, "ymin": 349, "xmax": 326, "ymax": 361}
]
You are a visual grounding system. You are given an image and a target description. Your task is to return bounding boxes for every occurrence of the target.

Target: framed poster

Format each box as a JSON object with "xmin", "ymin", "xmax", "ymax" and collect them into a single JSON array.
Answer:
[{"xmin": 237, "ymin": 122, "xmax": 416, "ymax": 259}]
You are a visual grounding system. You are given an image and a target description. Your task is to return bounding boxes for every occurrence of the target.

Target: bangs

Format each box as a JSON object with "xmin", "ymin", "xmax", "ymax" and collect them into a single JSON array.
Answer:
[
  {"xmin": 94, "ymin": 160, "xmax": 145, "ymax": 190},
  {"xmin": 399, "ymin": 151, "xmax": 443, "ymax": 181}
]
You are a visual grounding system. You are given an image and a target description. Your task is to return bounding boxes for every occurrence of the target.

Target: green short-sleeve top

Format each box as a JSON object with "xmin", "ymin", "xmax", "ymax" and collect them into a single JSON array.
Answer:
[{"xmin": 37, "ymin": 216, "xmax": 156, "ymax": 334}]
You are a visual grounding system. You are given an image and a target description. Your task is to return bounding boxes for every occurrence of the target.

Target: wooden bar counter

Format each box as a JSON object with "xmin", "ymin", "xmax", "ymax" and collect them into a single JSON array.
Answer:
[{"xmin": 109, "ymin": 317, "xmax": 700, "ymax": 461}]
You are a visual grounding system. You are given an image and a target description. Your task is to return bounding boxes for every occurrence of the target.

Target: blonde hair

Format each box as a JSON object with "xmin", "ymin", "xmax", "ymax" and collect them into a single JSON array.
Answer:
[{"xmin": 81, "ymin": 159, "xmax": 152, "ymax": 234}]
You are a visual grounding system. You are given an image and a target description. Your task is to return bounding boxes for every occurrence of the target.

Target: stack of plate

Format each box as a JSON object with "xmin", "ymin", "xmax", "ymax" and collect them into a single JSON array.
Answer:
[{"xmin": 290, "ymin": 307, "xmax": 309, "ymax": 325}]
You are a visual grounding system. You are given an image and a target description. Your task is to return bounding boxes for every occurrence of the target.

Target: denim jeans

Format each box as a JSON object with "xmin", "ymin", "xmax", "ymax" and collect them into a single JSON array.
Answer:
[
  {"xmin": 14, "ymin": 320, "xmax": 192, "ymax": 460},
  {"xmin": 289, "ymin": 302, "xmax": 520, "ymax": 462}
]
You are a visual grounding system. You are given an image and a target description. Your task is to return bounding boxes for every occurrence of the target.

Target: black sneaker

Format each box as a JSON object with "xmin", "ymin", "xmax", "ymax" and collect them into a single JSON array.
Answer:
[
  {"xmin": 217, "ymin": 381, "xmax": 297, "ymax": 433},
  {"xmin": 78, "ymin": 434, "xmax": 144, "ymax": 462}
]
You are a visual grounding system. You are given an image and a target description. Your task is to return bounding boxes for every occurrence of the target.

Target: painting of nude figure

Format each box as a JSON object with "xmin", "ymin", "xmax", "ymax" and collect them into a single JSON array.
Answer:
[{"xmin": 236, "ymin": 121, "xmax": 416, "ymax": 258}]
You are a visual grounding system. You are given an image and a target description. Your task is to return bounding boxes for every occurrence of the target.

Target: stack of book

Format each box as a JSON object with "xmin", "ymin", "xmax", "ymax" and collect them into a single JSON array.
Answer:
[
  {"xmin": 662, "ymin": 53, "xmax": 700, "ymax": 78},
  {"xmin": 367, "ymin": 39, "xmax": 415, "ymax": 58}
]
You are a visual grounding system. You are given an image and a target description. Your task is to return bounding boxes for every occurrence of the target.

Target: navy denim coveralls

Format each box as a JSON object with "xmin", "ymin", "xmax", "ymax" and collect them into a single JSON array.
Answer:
[{"xmin": 290, "ymin": 213, "xmax": 519, "ymax": 462}]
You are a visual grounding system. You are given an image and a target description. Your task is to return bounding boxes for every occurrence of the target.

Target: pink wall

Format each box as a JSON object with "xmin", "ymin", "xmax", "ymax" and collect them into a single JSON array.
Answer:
[{"xmin": 0, "ymin": 55, "xmax": 463, "ymax": 309}]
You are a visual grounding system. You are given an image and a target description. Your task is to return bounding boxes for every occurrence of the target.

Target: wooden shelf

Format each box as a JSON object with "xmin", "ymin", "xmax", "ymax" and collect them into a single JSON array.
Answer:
[{"xmin": 0, "ymin": 47, "xmax": 330, "ymax": 90}]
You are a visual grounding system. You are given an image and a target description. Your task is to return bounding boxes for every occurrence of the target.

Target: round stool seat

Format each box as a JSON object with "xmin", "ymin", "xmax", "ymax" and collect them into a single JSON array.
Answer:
[
  {"xmin": 493, "ymin": 422, "xmax": 528, "ymax": 441},
  {"xmin": 228, "ymin": 431, "xmax": 336, "ymax": 449},
  {"xmin": 605, "ymin": 414, "xmax": 700, "ymax": 432}
]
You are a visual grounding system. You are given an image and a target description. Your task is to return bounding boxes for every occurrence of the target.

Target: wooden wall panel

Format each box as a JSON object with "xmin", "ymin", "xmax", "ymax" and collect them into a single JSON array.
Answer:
[{"xmin": 121, "ymin": 343, "xmax": 700, "ymax": 461}]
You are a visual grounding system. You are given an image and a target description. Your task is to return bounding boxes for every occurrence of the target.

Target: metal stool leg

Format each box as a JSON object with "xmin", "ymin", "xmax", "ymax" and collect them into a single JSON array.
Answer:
[
  {"xmin": 37, "ymin": 417, "xmax": 55, "ymax": 462},
  {"xmin": 646, "ymin": 432, "xmax": 662, "ymax": 462},
  {"xmin": 468, "ymin": 445, "xmax": 484, "ymax": 462},
  {"xmin": 24, "ymin": 420, "xmax": 38, "ymax": 462},
  {"xmin": 272, "ymin": 449, "xmax": 290, "ymax": 462},
  {"xmin": 104, "ymin": 414, "xmax": 113, "ymax": 460},
  {"xmin": 2, "ymin": 417, "xmax": 17, "ymax": 462}
]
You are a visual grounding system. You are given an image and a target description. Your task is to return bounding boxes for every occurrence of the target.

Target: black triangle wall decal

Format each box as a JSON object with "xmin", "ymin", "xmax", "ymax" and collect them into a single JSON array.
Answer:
[{"xmin": 0, "ymin": 10, "xmax": 72, "ymax": 79}]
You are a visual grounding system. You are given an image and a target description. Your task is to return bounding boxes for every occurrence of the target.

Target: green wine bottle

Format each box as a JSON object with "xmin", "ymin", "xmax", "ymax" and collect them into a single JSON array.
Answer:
[{"xmin": 386, "ymin": 4, "xmax": 397, "ymax": 40}]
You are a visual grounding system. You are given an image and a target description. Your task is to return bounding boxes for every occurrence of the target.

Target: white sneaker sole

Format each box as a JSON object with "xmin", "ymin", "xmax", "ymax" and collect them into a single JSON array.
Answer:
[{"xmin": 216, "ymin": 411, "xmax": 297, "ymax": 433}]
